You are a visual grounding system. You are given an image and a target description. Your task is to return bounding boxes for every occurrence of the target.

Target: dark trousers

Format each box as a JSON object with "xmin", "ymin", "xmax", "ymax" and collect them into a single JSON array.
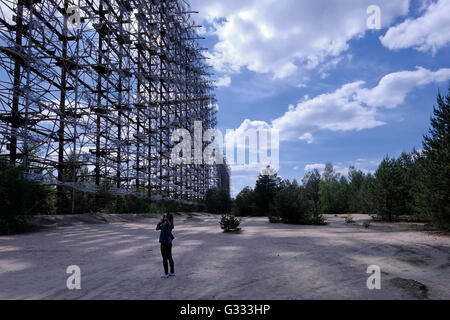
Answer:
[{"xmin": 160, "ymin": 243, "xmax": 174, "ymax": 275}]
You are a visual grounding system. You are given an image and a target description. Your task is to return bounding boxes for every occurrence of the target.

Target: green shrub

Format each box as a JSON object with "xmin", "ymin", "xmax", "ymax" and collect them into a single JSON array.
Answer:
[
  {"xmin": 220, "ymin": 214, "xmax": 241, "ymax": 232},
  {"xmin": 0, "ymin": 160, "xmax": 55, "ymax": 234},
  {"xmin": 344, "ymin": 215, "xmax": 355, "ymax": 224},
  {"xmin": 268, "ymin": 215, "xmax": 282, "ymax": 223},
  {"xmin": 0, "ymin": 216, "xmax": 38, "ymax": 235}
]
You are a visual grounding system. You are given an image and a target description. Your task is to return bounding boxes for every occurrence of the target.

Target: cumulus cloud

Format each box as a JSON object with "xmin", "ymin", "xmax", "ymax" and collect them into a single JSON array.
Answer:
[
  {"xmin": 299, "ymin": 133, "xmax": 314, "ymax": 144},
  {"xmin": 357, "ymin": 67, "xmax": 450, "ymax": 108},
  {"xmin": 216, "ymin": 75, "xmax": 232, "ymax": 87},
  {"xmin": 272, "ymin": 81, "xmax": 384, "ymax": 141},
  {"xmin": 225, "ymin": 119, "xmax": 272, "ymax": 149},
  {"xmin": 191, "ymin": 0, "xmax": 409, "ymax": 78},
  {"xmin": 304, "ymin": 164, "xmax": 326, "ymax": 172},
  {"xmin": 272, "ymin": 67, "xmax": 450, "ymax": 141},
  {"xmin": 227, "ymin": 67, "xmax": 450, "ymax": 143},
  {"xmin": 380, "ymin": 0, "xmax": 450, "ymax": 53},
  {"xmin": 225, "ymin": 119, "xmax": 279, "ymax": 170}
]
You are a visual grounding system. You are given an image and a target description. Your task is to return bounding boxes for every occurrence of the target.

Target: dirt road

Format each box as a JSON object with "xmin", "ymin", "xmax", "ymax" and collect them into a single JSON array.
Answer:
[{"xmin": 0, "ymin": 213, "xmax": 448, "ymax": 299}]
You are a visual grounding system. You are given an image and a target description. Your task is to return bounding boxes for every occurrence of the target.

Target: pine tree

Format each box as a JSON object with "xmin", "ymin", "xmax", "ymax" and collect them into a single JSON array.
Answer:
[
  {"xmin": 417, "ymin": 86, "xmax": 450, "ymax": 229},
  {"xmin": 254, "ymin": 166, "xmax": 281, "ymax": 216},
  {"xmin": 348, "ymin": 166, "xmax": 366, "ymax": 213},
  {"xmin": 318, "ymin": 163, "xmax": 349, "ymax": 214},
  {"xmin": 232, "ymin": 187, "xmax": 256, "ymax": 216},
  {"xmin": 302, "ymin": 169, "xmax": 321, "ymax": 214}
]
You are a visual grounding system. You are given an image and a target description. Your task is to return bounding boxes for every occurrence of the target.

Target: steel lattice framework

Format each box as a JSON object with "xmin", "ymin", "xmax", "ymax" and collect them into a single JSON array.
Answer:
[{"xmin": 0, "ymin": 0, "xmax": 223, "ymax": 208}]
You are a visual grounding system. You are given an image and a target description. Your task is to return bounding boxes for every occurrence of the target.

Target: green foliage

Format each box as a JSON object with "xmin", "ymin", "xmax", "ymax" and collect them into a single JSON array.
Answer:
[
  {"xmin": 318, "ymin": 163, "xmax": 349, "ymax": 214},
  {"xmin": 0, "ymin": 216, "xmax": 38, "ymax": 235},
  {"xmin": 344, "ymin": 215, "xmax": 355, "ymax": 224},
  {"xmin": 302, "ymin": 169, "xmax": 321, "ymax": 214},
  {"xmin": 363, "ymin": 220, "xmax": 371, "ymax": 228},
  {"xmin": 219, "ymin": 214, "xmax": 241, "ymax": 232},
  {"xmin": 357, "ymin": 173, "xmax": 377, "ymax": 214},
  {"xmin": 254, "ymin": 166, "xmax": 282, "ymax": 216},
  {"xmin": 347, "ymin": 166, "xmax": 367, "ymax": 213},
  {"xmin": 103, "ymin": 196, "xmax": 202, "ymax": 214},
  {"xmin": 103, "ymin": 196, "xmax": 151, "ymax": 214},
  {"xmin": 231, "ymin": 187, "xmax": 256, "ymax": 216},
  {"xmin": 414, "ymin": 87, "xmax": 450, "ymax": 230},
  {"xmin": 205, "ymin": 188, "xmax": 232, "ymax": 214},
  {"xmin": 0, "ymin": 160, "xmax": 54, "ymax": 234},
  {"xmin": 269, "ymin": 179, "xmax": 326, "ymax": 225},
  {"xmin": 369, "ymin": 153, "xmax": 416, "ymax": 221},
  {"xmin": 0, "ymin": 160, "xmax": 55, "ymax": 217}
]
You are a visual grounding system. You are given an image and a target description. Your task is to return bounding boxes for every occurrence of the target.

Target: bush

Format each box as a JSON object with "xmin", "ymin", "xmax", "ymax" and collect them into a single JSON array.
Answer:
[
  {"xmin": 0, "ymin": 160, "xmax": 55, "ymax": 234},
  {"xmin": 102, "ymin": 196, "xmax": 203, "ymax": 214},
  {"xmin": 345, "ymin": 215, "xmax": 355, "ymax": 224},
  {"xmin": 220, "ymin": 214, "xmax": 241, "ymax": 232},
  {"xmin": 0, "ymin": 160, "xmax": 54, "ymax": 217},
  {"xmin": 0, "ymin": 216, "xmax": 38, "ymax": 235},
  {"xmin": 268, "ymin": 215, "xmax": 283, "ymax": 223}
]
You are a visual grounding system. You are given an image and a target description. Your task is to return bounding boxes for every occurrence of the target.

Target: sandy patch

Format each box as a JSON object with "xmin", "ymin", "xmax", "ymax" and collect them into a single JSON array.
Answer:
[{"xmin": 0, "ymin": 213, "xmax": 448, "ymax": 299}]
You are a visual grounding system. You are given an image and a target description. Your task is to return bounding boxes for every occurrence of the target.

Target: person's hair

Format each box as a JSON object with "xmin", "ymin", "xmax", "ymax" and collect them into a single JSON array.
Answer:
[{"xmin": 166, "ymin": 213, "xmax": 174, "ymax": 230}]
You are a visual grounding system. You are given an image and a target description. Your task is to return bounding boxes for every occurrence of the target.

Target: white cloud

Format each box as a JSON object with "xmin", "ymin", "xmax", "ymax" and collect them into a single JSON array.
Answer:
[
  {"xmin": 318, "ymin": 56, "xmax": 345, "ymax": 79},
  {"xmin": 305, "ymin": 164, "xmax": 326, "ymax": 172},
  {"xmin": 299, "ymin": 133, "xmax": 314, "ymax": 144},
  {"xmin": 356, "ymin": 67, "xmax": 450, "ymax": 108},
  {"xmin": 272, "ymin": 81, "xmax": 384, "ymax": 141},
  {"xmin": 227, "ymin": 67, "xmax": 450, "ymax": 144},
  {"xmin": 271, "ymin": 67, "xmax": 450, "ymax": 141},
  {"xmin": 225, "ymin": 119, "xmax": 279, "ymax": 170},
  {"xmin": 380, "ymin": 0, "xmax": 450, "ymax": 53},
  {"xmin": 225, "ymin": 119, "xmax": 272, "ymax": 150},
  {"xmin": 229, "ymin": 173, "xmax": 259, "ymax": 197},
  {"xmin": 304, "ymin": 161, "xmax": 377, "ymax": 177},
  {"xmin": 216, "ymin": 75, "xmax": 232, "ymax": 87},
  {"xmin": 191, "ymin": 0, "xmax": 409, "ymax": 78}
]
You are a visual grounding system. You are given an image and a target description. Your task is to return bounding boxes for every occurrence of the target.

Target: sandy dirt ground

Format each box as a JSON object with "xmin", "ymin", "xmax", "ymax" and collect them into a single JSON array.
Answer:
[{"xmin": 0, "ymin": 213, "xmax": 449, "ymax": 300}]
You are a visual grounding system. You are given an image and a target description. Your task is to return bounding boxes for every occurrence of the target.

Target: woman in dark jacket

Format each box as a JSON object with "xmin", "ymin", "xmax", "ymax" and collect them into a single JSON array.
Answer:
[{"xmin": 156, "ymin": 213, "xmax": 175, "ymax": 278}]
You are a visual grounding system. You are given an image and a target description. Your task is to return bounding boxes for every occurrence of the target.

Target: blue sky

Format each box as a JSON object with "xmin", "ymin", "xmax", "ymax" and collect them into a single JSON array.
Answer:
[{"xmin": 190, "ymin": 0, "xmax": 450, "ymax": 196}]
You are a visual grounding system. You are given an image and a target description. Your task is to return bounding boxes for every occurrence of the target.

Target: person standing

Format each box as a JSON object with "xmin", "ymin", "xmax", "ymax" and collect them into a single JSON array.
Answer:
[{"xmin": 156, "ymin": 213, "xmax": 175, "ymax": 278}]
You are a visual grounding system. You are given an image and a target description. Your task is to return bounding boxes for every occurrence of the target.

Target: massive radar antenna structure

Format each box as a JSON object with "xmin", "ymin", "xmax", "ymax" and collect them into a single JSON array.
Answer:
[{"xmin": 0, "ymin": 0, "xmax": 227, "ymax": 210}]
